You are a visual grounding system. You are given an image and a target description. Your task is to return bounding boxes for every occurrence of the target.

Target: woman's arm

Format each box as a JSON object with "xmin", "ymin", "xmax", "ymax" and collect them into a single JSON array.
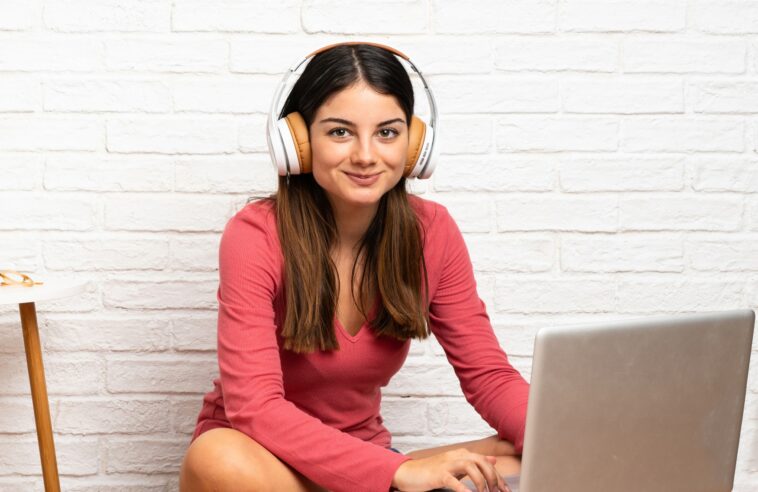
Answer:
[{"xmin": 426, "ymin": 203, "xmax": 529, "ymax": 453}]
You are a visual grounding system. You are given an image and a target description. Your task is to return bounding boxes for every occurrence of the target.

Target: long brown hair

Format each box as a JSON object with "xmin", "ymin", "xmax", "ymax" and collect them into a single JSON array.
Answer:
[{"xmin": 255, "ymin": 44, "xmax": 431, "ymax": 353}]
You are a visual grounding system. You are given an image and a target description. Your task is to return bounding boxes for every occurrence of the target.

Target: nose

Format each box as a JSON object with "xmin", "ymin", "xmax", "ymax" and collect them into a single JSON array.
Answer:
[{"xmin": 350, "ymin": 135, "xmax": 378, "ymax": 167}]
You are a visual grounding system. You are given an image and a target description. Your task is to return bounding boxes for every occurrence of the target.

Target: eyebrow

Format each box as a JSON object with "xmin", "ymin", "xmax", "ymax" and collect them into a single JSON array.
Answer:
[{"xmin": 318, "ymin": 117, "xmax": 406, "ymax": 127}]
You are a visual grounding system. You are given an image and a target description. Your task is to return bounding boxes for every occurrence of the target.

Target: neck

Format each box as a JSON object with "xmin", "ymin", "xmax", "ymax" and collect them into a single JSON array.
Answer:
[{"xmin": 329, "ymin": 199, "xmax": 379, "ymax": 253}]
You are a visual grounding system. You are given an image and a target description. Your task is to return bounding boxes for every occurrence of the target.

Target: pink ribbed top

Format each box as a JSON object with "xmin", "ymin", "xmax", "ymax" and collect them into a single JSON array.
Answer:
[{"xmin": 191, "ymin": 194, "xmax": 529, "ymax": 492}]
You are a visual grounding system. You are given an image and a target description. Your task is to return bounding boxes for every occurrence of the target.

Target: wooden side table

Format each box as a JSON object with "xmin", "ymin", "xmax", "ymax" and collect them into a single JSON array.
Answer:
[{"xmin": 0, "ymin": 276, "xmax": 87, "ymax": 492}]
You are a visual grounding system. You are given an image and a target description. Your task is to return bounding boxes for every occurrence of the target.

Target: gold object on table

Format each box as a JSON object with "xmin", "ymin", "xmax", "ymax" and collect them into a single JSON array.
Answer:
[{"xmin": 0, "ymin": 270, "xmax": 44, "ymax": 287}]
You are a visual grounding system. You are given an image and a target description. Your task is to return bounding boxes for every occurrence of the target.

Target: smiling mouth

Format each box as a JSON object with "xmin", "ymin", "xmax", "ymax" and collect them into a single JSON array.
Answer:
[
  {"xmin": 345, "ymin": 172, "xmax": 379, "ymax": 178},
  {"xmin": 344, "ymin": 171, "xmax": 382, "ymax": 186}
]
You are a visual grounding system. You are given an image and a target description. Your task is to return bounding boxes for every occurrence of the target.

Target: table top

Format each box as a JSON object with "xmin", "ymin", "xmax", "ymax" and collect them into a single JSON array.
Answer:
[{"xmin": 0, "ymin": 275, "xmax": 88, "ymax": 305}]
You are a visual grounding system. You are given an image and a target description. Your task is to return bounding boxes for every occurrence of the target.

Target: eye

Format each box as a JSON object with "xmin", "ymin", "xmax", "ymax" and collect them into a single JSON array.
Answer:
[
  {"xmin": 379, "ymin": 128, "xmax": 399, "ymax": 138},
  {"xmin": 327, "ymin": 127, "xmax": 400, "ymax": 139}
]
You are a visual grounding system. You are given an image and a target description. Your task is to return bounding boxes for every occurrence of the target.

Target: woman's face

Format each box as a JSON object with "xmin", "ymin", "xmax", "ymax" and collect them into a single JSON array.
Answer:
[{"xmin": 309, "ymin": 80, "xmax": 408, "ymax": 213}]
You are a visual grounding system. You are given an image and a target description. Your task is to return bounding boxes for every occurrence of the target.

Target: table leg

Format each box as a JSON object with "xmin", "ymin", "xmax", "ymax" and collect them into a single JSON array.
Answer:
[{"xmin": 18, "ymin": 302, "xmax": 61, "ymax": 492}]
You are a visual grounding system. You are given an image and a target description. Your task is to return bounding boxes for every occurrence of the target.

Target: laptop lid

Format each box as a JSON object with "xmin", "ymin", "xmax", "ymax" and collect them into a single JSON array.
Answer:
[{"xmin": 519, "ymin": 309, "xmax": 755, "ymax": 492}]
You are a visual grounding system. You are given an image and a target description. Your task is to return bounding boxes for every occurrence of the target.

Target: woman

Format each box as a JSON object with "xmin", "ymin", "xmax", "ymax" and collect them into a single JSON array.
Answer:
[{"xmin": 179, "ymin": 42, "xmax": 528, "ymax": 492}]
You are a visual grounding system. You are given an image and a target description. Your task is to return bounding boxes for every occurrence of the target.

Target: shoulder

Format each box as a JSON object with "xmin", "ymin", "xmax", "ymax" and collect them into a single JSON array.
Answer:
[
  {"xmin": 407, "ymin": 195, "xmax": 465, "ymax": 288},
  {"xmin": 228, "ymin": 198, "xmax": 277, "ymax": 230},
  {"xmin": 235, "ymin": 197, "xmax": 276, "ymax": 221},
  {"xmin": 407, "ymin": 194, "xmax": 456, "ymax": 234},
  {"xmin": 221, "ymin": 198, "xmax": 280, "ymax": 252}
]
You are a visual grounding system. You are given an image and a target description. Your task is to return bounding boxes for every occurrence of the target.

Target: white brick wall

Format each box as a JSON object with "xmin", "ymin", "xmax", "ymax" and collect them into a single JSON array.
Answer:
[{"xmin": 0, "ymin": 0, "xmax": 757, "ymax": 490}]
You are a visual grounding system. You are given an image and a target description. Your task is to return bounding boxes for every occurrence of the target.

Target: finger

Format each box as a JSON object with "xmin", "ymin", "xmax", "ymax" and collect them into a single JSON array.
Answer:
[
  {"xmin": 442, "ymin": 473, "xmax": 469, "ymax": 492},
  {"xmin": 463, "ymin": 461, "xmax": 488, "ymax": 492},
  {"xmin": 485, "ymin": 456, "xmax": 510, "ymax": 492},
  {"xmin": 476, "ymin": 455, "xmax": 503, "ymax": 492}
]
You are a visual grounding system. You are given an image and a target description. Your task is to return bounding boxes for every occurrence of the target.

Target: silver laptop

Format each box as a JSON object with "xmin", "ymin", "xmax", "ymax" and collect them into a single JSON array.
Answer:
[{"xmin": 452, "ymin": 309, "xmax": 755, "ymax": 492}]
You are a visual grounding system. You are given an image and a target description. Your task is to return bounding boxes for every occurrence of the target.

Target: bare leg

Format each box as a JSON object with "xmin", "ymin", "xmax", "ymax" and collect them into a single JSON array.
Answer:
[
  {"xmin": 493, "ymin": 455, "xmax": 522, "ymax": 476},
  {"xmin": 180, "ymin": 428, "xmax": 328, "ymax": 492},
  {"xmin": 404, "ymin": 433, "xmax": 516, "ymax": 460}
]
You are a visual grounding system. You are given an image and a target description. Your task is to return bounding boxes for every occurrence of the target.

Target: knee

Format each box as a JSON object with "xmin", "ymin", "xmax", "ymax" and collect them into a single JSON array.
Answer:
[
  {"xmin": 179, "ymin": 445, "xmax": 203, "ymax": 492},
  {"xmin": 180, "ymin": 431, "xmax": 268, "ymax": 492}
]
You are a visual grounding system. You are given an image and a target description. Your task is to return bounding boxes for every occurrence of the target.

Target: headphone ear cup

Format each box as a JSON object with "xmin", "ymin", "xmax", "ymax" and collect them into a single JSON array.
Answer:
[
  {"xmin": 267, "ymin": 114, "xmax": 289, "ymax": 176},
  {"xmin": 405, "ymin": 115, "xmax": 435, "ymax": 179},
  {"xmin": 405, "ymin": 115, "xmax": 425, "ymax": 177},
  {"xmin": 415, "ymin": 123, "xmax": 435, "ymax": 179},
  {"xmin": 285, "ymin": 111, "xmax": 313, "ymax": 174},
  {"xmin": 277, "ymin": 111, "xmax": 311, "ymax": 175}
]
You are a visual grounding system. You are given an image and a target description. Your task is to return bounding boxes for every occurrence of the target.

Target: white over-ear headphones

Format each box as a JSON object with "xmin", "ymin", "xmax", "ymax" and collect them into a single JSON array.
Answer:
[{"xmin": 265, "ymin": 41, "xmax": 439, "ymax": 181}]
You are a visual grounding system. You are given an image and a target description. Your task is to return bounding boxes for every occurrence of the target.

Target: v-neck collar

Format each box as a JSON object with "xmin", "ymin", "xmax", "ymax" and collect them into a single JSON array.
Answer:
[{"xmin": 335, "ymin": 295, "xmax": 381, "ymax": 343}]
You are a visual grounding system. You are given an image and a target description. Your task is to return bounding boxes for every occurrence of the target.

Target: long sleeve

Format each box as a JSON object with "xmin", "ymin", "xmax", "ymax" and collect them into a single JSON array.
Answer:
[
  {"xmin": 426, "ymin": 204, "xmax": 530, "ymax": 454},
  {"xmin": 216, "ymin": 204, "xmax": 413, "ymax": 492}
]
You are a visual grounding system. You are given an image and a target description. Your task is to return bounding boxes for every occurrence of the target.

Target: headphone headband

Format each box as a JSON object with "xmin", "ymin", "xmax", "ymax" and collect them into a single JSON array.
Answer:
[
  {"xmin": 305, "ymin": 41, "xmax": 411, "ymax": 61},
  {"xmin": 266, "ymin": 41, "xmax": 439, "ymax": 180}
]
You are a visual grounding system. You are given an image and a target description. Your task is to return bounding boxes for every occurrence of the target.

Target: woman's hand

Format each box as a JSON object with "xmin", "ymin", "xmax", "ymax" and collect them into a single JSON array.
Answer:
[{"xmin": 392, "ymin": 448, "xmax": 510, "ymax": 492}]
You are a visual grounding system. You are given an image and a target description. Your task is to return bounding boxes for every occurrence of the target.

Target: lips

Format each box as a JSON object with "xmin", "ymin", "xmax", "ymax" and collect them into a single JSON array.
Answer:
[{"xmin": 345, "ymin": 171, "xmax": 381, "ymax": 186}]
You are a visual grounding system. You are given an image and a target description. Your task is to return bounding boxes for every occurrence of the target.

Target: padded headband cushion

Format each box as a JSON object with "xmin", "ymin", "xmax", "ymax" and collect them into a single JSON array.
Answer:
[
  {"xmin": 406, "ymin": 115, "xmax": 426, "ymax": 177},
  {"xmin": 283, "ymin": 112, "xmax": 313, "ymax": 174}
]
